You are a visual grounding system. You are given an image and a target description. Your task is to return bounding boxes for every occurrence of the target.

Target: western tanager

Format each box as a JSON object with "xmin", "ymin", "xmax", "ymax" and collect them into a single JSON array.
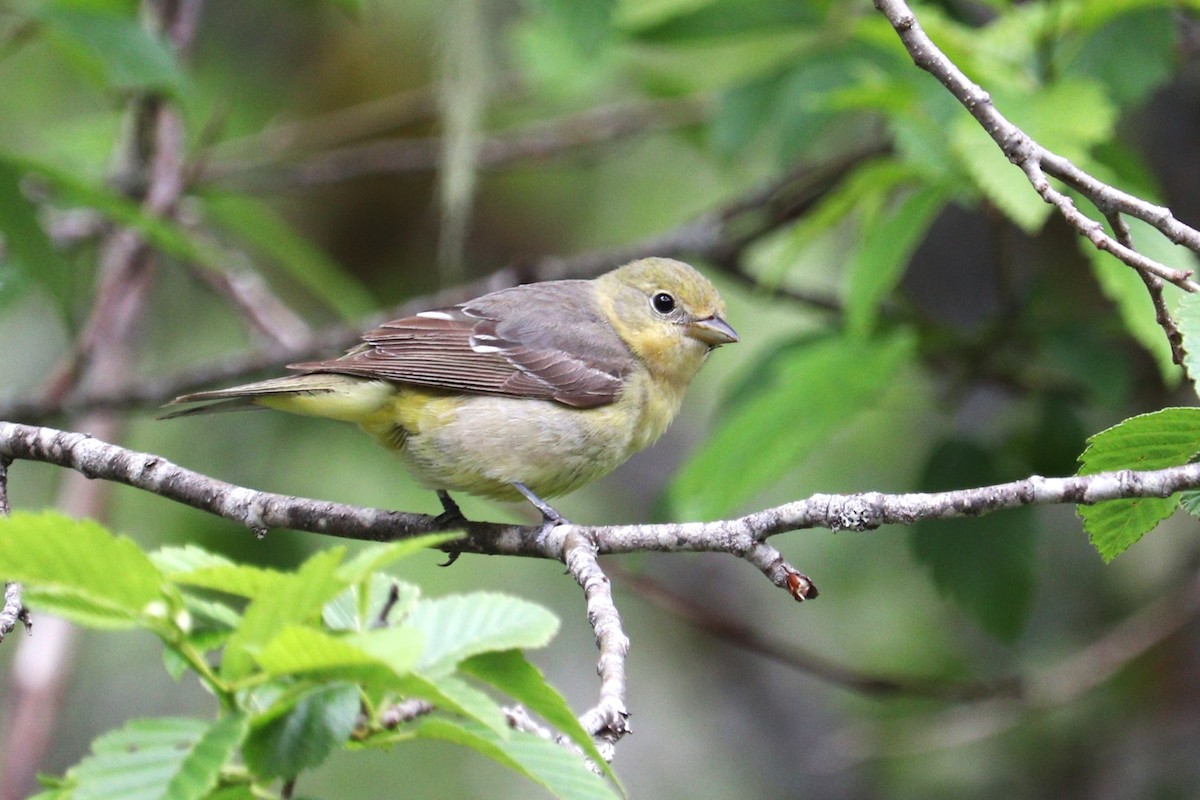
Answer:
[{"xmin": 166, "ymin": 257, "xmax": 737, "ymax": 523}]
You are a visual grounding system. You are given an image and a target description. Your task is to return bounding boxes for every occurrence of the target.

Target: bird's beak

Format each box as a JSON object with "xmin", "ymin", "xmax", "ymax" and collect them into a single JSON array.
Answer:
[{"xmin": 687, "ymin": 314, "xmax": 739, "ymax": 347}]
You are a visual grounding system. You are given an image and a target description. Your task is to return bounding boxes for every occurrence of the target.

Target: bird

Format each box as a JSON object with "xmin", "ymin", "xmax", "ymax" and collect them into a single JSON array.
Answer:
[{"xmin": 164, "ymin": 257, "xmax": 738, "ymax": 526}]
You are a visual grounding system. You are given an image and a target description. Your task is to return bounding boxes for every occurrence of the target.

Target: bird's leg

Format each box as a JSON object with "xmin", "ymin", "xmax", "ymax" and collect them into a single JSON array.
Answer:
[
  {"xmin": 435, "ymin": 490, "xmax": 468, "ymax": 567},
  {"xmin": 512, "ymin": 482, "xmax": 571, "ymax": 527},
  {"xmin": 434, "ymin": 490, "xmax": 468, "ymax": 526}
]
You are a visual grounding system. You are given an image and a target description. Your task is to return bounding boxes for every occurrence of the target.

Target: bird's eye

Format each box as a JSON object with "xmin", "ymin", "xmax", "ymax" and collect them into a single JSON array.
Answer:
[{"xmin": 651, "ymin": 292, "xmax": 676, "ymax": 315}]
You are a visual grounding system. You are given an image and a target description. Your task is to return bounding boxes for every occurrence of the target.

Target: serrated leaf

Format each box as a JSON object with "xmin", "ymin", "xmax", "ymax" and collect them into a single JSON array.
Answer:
[
  {"xmin": 163, "ymin": 715, "xmax": 249, "ymax": 800},
  {"xmin": 909, "ymin": 441, "xmax": 1036, "ymax": 640},
  {"xmin": 221, "ymin": 548, "xmax": 347, "ymax": 680},
  {"xmin": 462, "ymin": 650, "xmax": 614, "ymax": 782},
  {"xmin": 410, "ymin": 718, "xmax": 619, "ymax": 800},
  {"xmin": 63, "ymin": 716, "xmax": 245, "ymax": 800},
  {"xmin": 845, "ymin": 183, "xmax": 949, "ymax": 336},
  {"xmin": 35, "ymin": 5, "xmax": 183, "ymax": 93},
  {"xmin": 423, "ymin": 674, "xmax": 508, "ymax": 736},
  {"xmin": 1076, "ymin": 407, "xmax": 1200, "ymax": 560},
  {"xmin": 255, "ymin": 625, "xmax": 422, "ymax": 685},
  {"xmin": 244, "ymin": 683, "xmax": 360, "ymax": 780},
  {"xmin": 153, "ymin": 545, "xmax": 285, "ymax": 599},
  {"xmin": 323, "ymin": 574, "xmax": 421, "ymax": 632},
  {"xmin": 406, "ymin": 593, "xmax": 560, "ymax": 676},
  {"xmin": 1084, "ymin": 216, "xmax": 1188, "ymax": 384},
  {"xmin": 203, "ymin": 194, "xmax": 375, "ymax": 320},
  {"xmin": 0, "ymin": 511, "xmax": 164, "ymax": 628},
  {"xmin": 670, "ymin": 330, "xmax": 916, "ymax": 518},
  {"xmin": 1178, "ymin": 291, "xmax": 1200, "ymax": 395},
  {"xmin": 171, "ymin": 563, "xmax": 285, "ymax": 599}
]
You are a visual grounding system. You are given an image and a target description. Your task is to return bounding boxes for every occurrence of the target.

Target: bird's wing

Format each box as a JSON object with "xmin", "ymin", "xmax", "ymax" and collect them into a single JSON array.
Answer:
[{"xmin": 289, "ymin": 281, "xmax": 635, "ymax": 408}]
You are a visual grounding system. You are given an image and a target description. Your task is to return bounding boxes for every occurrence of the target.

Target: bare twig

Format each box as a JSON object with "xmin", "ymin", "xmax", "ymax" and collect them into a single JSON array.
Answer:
[
  {"xmin": 874, "ymin": 0, "xmax": 1200, "ymax": 362},
  {"xmin": 563, "ymin": 532, "xmax": 630, "ymax": 758},
  {"xmin": 378, "ymin": 698, "xmax": 436, "ymax": 729}
]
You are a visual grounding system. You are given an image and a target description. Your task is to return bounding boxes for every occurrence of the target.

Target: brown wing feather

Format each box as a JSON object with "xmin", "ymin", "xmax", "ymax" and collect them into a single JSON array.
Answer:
[{"xmin": 289, "ymin": 281, "xmax": 634, "ymax": 408}]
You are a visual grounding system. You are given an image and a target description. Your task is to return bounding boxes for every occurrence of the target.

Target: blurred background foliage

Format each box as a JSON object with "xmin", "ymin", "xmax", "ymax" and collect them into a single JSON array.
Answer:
[{"xmin": 3, "ymin": 0, "xmax": 1200, "ymax": 796}]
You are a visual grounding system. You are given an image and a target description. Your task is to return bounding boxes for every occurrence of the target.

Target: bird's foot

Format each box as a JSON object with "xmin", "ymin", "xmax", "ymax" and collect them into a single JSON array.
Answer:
[
  {"xmin": 435, "ymin": 490, "xmax": 468, "ymax": 566},
  {"xmin": 434, "ymin": 490, "xmax": 468, "ymax": 527}
]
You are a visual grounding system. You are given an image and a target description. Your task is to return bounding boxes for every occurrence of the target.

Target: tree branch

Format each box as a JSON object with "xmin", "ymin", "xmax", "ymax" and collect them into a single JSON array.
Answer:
[
  {"xmin": 563, "ymin": 532, "xmax": 630, "ymax": 758},
  {"xmin": 3, "ymin": 419, "xmax": 1198, "ymax": 576},
  {"xmin": 874, "ymin": 0, "xmax": 1200, "ymax": 363}
]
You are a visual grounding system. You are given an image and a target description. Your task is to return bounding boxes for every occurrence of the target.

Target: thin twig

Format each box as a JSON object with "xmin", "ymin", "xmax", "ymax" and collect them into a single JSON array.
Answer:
[
  {"xmin": 563, "ymin": 532, "xmax": 630, "ymax": 758},
  {"xmin": 1105, "ymin": 210, "xmax": 1187, "ymax": 368},
  {"xmin": 874, "ymin": 0, "xmax": 1200, "ymax": 364}
]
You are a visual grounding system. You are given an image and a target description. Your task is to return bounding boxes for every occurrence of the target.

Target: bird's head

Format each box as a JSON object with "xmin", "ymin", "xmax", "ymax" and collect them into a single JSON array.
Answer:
[{"xmin": 597, "ymin": 257, "xmax": 738, "ymax": 387}]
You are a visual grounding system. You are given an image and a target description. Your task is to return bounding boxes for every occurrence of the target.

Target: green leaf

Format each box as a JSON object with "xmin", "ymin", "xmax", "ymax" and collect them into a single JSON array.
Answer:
[
  {"xmin": 422, "ymin": 674, "xmax": 508, "ymax": 736},
  {"xmin": 1076, "ymin": 407, "xmax": 1200, "ymax": 560},
  {"xmin": 244, "ymin": 683, "xmax": 360, "ymax": 780},
  {"xmin": 405, "ymin": 593, "xmax": 560, "ymax": 676},
  {"xmin": 461, "ymin": 650, "xmax": 614, "ymax": 782},
  {"xmin": 1179, "ymin": 490, "xmax": 1200, "ymax": 517},
  {"xmin": 670, "ymin": 329, "xmax": 916, "ymax": 518},
  {"xmin": 221, "ymin": 548, "xmax": 347, "ymax": 680},
  {"xmin": 61, "ymin": 716, "xmax": 246, "ymax": 800},
  {"xmin": 1084, "ymin": 216, "xmax": 1188, "ymax": 384},
  {"xmin": 163, "ymin": 715, "xmax": 249, "ymax": 800},
  {"xmin": 0, "ymin": 156, "xmax": 79, "ymax": 320},
  {"xmin": 35, "ymin": 5, "xmax": 184, "ymax": 93},
  {"xmin": 410, "ymin": 718, "xmax": 619, "ymax": 800},
  {"xmin": 1177, "ymin": 291, "xmax": 1200, "ymax": 397},
  {"xmin": 909, "ymin": 440, "xmax": 1036, "ymax": 640},
  {"xmin": 844, "ymin": 183, "xmax": 949, "ymax": 336},
  {"xmin": 153, "ymin": 544, "xmax": 286, "ymax": 599},
  {"xmin": 201, "ymin": 195, "xmax": 374, "ymax": 320},
  {"xmin": 254, "ymin": 625, "xmax": 422, "ymax": 686},
  {"xmin": 0, "ymin": 511, "xmax": 164, "ymax": 628},
  {"xmin": 323, "ymin": 574, "xmax": 421, "ymax": 632}
]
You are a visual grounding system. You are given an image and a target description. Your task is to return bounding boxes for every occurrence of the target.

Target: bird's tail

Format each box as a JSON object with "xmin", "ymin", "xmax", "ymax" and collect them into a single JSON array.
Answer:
[{"xmin": 160, "ymin": 373, "xmax": 388, "ymax": 421}]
